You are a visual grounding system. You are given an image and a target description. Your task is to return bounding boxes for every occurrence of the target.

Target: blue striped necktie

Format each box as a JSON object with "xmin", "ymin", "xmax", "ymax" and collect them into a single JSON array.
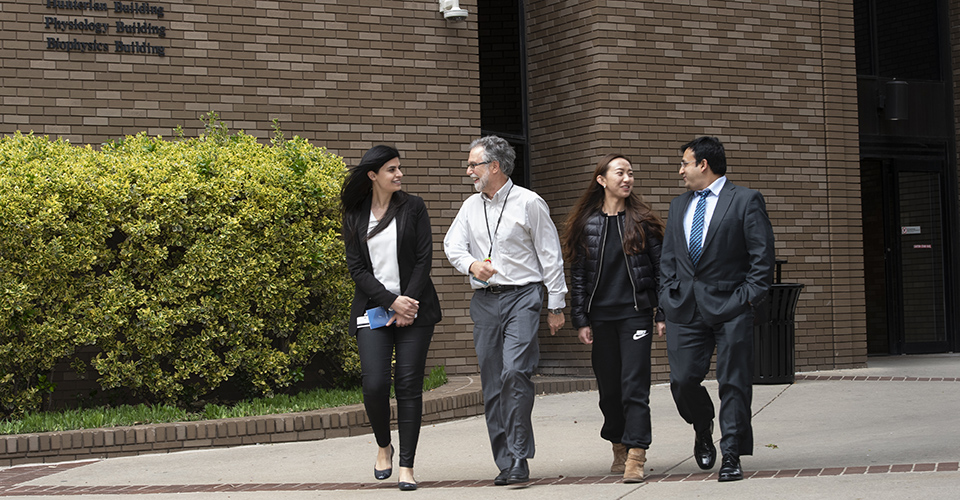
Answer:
[{"xmin": 688, "ymin": 189, "xmax": 710, "ymax": 267}]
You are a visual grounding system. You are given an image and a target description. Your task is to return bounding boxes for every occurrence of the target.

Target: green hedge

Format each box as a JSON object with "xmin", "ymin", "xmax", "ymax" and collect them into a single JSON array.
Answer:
[{"xmin": 0, "ymin": 124, "xmax": 357, "ymax": 417}]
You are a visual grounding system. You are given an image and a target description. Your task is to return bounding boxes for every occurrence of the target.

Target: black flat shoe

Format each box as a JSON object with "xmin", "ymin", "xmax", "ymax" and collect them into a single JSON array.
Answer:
[
  {"xmin": 374, "ymin": 445, "xmax": 394, "ymax": 480},
  {"xmin": 694, "ymin": 422, "xmax": 716, "ymax": 470},
  {"xmin": 494, "ymin": 467, "xmax": 511, "ymax": 486},
  {"xmin": 718, "ymin": 454, "xmax": 743, "ymax": 482},
  {"xmin": 398, "ymin": 481, "xmax": 417, "ymax": 491},
  {"xmin": 506, "ymin": 458, "xmax": 529, "ymax": 485}
]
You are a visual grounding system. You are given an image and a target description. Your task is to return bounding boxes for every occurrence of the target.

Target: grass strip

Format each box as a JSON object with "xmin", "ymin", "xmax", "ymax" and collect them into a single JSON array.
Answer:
[{"xmin": 1, "ymin": 365, "xmax": 447, "ymax": 435}]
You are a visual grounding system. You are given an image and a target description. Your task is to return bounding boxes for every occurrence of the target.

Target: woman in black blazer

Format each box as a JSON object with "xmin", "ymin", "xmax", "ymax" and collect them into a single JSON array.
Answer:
[{"xmin": 341, "ymin": 145, "xmax": 441, "ymax": 491}]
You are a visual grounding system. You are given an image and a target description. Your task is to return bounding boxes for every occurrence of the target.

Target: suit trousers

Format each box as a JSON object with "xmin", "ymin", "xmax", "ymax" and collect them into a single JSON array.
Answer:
[
  {"xmin": 665, "ymin": 306, "xmax": 754, "ymax": 457},
  {"xmin": 470, "ymin": 282, "xmax": 542, "ymax": 471},
  {"xmin": 590, "ymin": 314, "xmax": 653, "ymax": 450},
  {"xmin": 357, "ymin": 323, "xmax": 434, "ymax": 468}
]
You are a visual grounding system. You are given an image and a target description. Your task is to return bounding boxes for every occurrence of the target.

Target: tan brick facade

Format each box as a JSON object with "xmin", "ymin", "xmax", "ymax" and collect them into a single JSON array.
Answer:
[
  {"xmin": 527, "ymin": 0, "xmax": 866, "ymax": 378},
  {"xmin": 2, "ymin": 0, "xmax": 870, "ymax": 390}
]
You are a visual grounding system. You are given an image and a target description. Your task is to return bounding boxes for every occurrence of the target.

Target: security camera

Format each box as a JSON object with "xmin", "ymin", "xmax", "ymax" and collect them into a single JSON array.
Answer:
[{"xmin": 439, "ymin": 0, "xmax": 468, "ymax": 22}]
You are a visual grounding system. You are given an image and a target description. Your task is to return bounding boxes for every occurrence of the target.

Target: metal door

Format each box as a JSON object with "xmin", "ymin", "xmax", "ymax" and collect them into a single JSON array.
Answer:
[{"xmin": 862, "ymin": 158, "xmax": 950, "ymax": 354}]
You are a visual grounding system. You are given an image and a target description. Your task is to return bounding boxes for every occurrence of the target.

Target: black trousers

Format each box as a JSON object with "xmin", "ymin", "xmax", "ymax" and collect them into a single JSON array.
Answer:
[
  {"xmin": 666, "ymin": 307, "xmax": 754, "ymax": 457},
  {"xmin": 590, "ymin": 313, "xmax": 654, "ymax": 450},
  {"xmin": 356, "ymin": 323, "xmax": 434, "ymax": 468}
]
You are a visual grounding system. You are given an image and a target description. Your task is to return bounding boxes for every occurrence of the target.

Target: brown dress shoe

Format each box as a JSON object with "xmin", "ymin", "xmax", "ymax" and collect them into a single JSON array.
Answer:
[
  {"xmin": 611, "ymin": 443, "xmax": 628, "ymax": 473},
  {"xmin": 622, "ymin": 448, "xmax": 646, "ymax": 483}
]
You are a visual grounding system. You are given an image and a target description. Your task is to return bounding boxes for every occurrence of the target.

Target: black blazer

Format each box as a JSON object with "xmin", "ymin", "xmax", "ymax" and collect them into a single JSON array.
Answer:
[
  {"xmin": 344, "ymin": 193, "xmax": 441, "ymax": 335},
  {"xmin": 658, "ymin": 181, "xmax": 775, "ymax": 325}
]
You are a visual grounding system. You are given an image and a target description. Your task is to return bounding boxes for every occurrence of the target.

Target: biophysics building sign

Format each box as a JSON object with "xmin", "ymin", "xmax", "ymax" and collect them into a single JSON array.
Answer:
[{"xmin": 43, "ymin": 1, "xmax": 167, "ymax": 57}]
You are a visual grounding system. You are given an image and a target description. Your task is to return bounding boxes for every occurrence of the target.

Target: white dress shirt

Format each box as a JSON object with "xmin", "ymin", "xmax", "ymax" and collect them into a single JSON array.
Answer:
[
  {"xmin": 444, "ymin": 179, "xmax": 568, "ymax": 310},
  {"xmin": 684, "ymin": 176, "xmax": 727, "ymax": 249}
]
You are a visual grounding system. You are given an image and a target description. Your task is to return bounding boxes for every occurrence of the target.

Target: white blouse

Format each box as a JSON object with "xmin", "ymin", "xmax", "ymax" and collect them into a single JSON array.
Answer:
[{"xmin": 366, "ymin": 211, "xmax": 401, "ymax": 296}]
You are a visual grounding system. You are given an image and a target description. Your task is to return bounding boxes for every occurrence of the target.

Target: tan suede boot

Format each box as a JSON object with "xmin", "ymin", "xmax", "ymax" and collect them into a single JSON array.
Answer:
[
  {"xmin": 610, "ymin": 443, "xmax": 628, "ymax": 473},
  {"xmin": 622, "ymin": 448, "xmax": 646, "ymax": 483}
]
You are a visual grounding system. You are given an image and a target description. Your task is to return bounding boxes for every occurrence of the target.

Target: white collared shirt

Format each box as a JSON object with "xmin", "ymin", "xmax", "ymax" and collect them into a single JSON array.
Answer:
[
  {"xmin": 684, "ymin": 176, "xmax": 727, "ymax": 249},
  {"xmin": 444, "ymin": 179, "xmax": 568, "ymax": 309}
]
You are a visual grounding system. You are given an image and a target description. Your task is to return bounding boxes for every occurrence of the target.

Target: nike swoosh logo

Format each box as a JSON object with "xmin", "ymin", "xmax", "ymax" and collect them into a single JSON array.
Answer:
[{"xmin": 633, "ymin": 330, "xmax": 648, "ymax": 340}]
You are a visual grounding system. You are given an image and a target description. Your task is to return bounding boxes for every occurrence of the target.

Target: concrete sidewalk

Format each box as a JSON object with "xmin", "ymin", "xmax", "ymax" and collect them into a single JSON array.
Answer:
[{"xmin": 1, "ymin": 354, "xmax": 958, "ymax": 498}]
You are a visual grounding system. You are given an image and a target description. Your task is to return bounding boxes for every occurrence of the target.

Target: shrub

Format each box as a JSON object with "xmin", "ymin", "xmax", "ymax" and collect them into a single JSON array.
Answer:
[{"xmin": 0, "ymin": 123, "xmax": 357, "ymax": 417}]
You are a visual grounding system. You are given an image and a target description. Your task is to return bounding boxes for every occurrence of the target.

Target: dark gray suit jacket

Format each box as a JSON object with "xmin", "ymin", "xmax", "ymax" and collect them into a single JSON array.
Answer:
[{"xmin": 658, "ymin": 180, "xmax": 775, "ymax": 325}]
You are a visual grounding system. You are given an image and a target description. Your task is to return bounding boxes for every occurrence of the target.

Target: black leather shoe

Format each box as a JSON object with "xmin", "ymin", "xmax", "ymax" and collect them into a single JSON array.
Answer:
[
  {"xmin": 374, "ymin": 445, "xmax": 394, "ymax": 480},
  {"xmin": 506, "ymin": 458, "xmax": 529, "ymax": 484},
  {"xmin": 494, "ymin": 467, "xmax": 511, "ymax": 486},
  {"xmin": 694, "ymin": 422, "xmax": 716, "ymax": 470},
  {"xmin": 718, "ymin": 454, "xmax": 743, "ymax": 482},
  {"xmin": 398, "ymin": 481, "xmax": 417, "ymax": 491}
]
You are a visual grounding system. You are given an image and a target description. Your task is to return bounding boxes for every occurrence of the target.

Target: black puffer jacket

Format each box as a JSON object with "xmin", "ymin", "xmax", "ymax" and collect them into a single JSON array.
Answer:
[{"xmin": 570, "ymin": 211, "xmax": 664, "ymax": 329}]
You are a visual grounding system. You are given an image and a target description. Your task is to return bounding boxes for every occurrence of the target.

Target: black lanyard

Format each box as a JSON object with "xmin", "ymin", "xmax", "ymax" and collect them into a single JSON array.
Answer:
[{"xmin": 482, "ymin": 185, "xmax": 513, "ymax": 260}]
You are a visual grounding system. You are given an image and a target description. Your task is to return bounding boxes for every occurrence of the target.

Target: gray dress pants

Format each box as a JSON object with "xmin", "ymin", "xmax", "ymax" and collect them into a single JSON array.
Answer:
[{"xmin": 470, "ymin": 282, "xmax": 542, "ymax": 471}]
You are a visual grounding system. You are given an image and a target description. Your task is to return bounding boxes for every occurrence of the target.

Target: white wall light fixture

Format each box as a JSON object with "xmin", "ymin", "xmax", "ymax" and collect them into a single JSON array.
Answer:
[{"xmin": 439, "ymin": 0, "xmax": 468, "ymax": 22}]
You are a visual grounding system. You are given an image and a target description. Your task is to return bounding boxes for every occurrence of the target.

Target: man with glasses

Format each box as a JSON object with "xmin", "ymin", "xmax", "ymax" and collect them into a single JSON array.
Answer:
[
  {"xmin": 658, "ymin": 136, "xmax": 775, "ymax": 482},
  {"xmin": 444, "ymin": 135, "xmax": 567, "ymax": 485}
]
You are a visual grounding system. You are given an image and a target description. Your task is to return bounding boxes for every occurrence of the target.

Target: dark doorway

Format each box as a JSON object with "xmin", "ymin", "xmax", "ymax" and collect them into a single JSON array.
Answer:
[
  {"xmin": 477, "ymin": 0, "xmax": 529, "ymax": 188},
  {"xmin": 861, "ymin": 158, "xmax": 951, "ymax": 354}
]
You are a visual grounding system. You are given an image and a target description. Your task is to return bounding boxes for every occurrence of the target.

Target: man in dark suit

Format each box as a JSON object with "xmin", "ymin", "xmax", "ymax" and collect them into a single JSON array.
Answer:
[{"xmin": 658, "ymin": 136, "xmax": 775, "ymax": 482}]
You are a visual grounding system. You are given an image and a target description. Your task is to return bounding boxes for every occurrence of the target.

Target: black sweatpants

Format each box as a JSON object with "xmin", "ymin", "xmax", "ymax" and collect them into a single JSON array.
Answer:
[{"xmin": 590, "ymin": 313, "xmax": 654, "ymax": 450}]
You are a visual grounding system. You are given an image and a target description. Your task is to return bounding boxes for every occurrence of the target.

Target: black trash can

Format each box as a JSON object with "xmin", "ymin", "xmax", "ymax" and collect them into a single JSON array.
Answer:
[{"xmin": 753, "ymin": 260, "xmax": 803, "ymax": 384}]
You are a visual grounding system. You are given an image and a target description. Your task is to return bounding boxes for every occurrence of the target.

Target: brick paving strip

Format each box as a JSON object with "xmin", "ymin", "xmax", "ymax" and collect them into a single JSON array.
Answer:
[
  {"xmin": 795, "ymin": 375, "xmax": 960, "ymax": 382},
  {"xmin": 0, "ymin": 460, "xmax": 957, "ymax": 495}
]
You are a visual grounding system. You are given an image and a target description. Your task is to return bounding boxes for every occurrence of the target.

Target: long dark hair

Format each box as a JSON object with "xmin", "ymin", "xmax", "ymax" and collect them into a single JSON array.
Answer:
[
  {"xmin": 561, "ymin": 154, "xmax": 664, "ymax": 263},
  {"xmin": 340, "ymin": 145, "xmax": 408, "ymax": 242}
]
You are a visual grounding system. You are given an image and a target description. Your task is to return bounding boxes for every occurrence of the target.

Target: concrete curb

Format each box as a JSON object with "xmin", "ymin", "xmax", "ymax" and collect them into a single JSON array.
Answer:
[{"xmin": 0, "ymin": 375, "xmax": 595, "ymax": 467}]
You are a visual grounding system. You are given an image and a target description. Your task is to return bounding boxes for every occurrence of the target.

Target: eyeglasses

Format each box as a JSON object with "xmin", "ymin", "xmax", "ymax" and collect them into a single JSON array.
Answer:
[
  {"xmin": 467, "ymin": 161, "xmax": 492, "ymax": 169},
  {"xmin": 680, "ymin": 159, "xmax": 698, "ymax": 169}
]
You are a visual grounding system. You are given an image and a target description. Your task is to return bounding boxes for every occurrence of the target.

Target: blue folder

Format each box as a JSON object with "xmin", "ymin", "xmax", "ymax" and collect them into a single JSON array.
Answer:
[{"xmin": 366, "ymin": 307, "xmax": 394, "ymax": 329}]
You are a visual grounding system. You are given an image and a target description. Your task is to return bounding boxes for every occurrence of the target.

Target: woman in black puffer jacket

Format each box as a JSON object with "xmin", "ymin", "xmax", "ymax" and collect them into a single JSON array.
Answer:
[{"xmin": 561, "ymin": 154, "xmax": 665, "ymax": 483}]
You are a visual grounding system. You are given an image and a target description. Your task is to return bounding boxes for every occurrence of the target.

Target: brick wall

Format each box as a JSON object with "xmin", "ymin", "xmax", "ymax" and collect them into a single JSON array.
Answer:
[
  {"xmin": 526, "ymin": 0, "xmax": 866, "ymax": 379},
  {"xmin": 2, "ymin": 0, "xmax": 868, "ymax": 396},
  {"xmin": 0, "ymin": 0, "xmax": 484, "ymax": 382}
]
